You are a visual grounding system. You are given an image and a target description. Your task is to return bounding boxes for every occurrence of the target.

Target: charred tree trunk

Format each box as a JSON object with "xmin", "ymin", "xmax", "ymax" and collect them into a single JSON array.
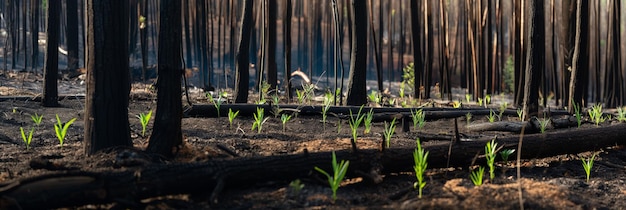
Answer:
[
  {"xmin": 146, "ymin": 0, "xmax": 183, "ymax": 157},
  {"xmin": 66, "ymin": 0, "xmax": 79, "ymax": 72},
  {"xmin": 30, "ymin": 0, "xmax": 39, "ymax": 70},
  {"xmin": 567, "ymin": 0, "xmax": 588, "ymax": 112},
  {"xmin": 234, "ymin": 0, "xmax": 254, "ymax": 103},
  {"xmin": 265, "ymin": 0, "xmax": 278, "ymax": 91},
  {"xmin": 84, "ymin": 0, "xmax": 132, "ymax": 155},
  {"xmin": 345, "ymin": 0, "xmax": 368, "ymax": 106},
  {"xmin": 522, "ymin": 0, "xmax": 543, "ymax": 118},
  {"xmin": 284, "ymin": 0, "xmax": 292, "ymax": 101},
  {"xmin": 42, "ymin": 0, "xmax": 61, "ymax": 107},
  {"xmin": 604, "ymin": 0, "xmax": 623, "ymax": 107}
]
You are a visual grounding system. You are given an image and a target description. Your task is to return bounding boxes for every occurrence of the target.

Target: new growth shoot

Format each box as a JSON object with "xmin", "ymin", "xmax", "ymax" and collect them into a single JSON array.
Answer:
[
  {"xmin": 314, "ymin": 151, "xmax": 350, "ymax": 201},
  {"xmin": 137, "ymin": 110, "xmax": 152, "ymax": 137},
  {"xmin": 413, "ymin": 138, "xmax": 429, "ymax": 198},
  {"xmin": 54, "ymin": 114, "xmax": 76, "ymax": 147}
]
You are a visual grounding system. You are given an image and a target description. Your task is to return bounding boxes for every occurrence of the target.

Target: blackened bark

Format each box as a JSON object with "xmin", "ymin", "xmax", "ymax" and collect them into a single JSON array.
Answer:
[
  {"xmin": 522, "ymin": 0, "xmax": 544, "ymax": 118},
  {"xmin": 234, "ymin": 0, "xmax": 254, "ymax": 103},
  {"xmin": 66, "ymin": 0, "xmax": 79, "ymax": 71},
  {"xmin": 42, "ymin": 0, "xmax": 61, "ymax": 107},
  {"xmin": 146, "ymin": 0, "xmax": 183, "ymax": 157},
  {"xmin": 266, "ymin": 0, "xmax": 278, "ymax": 91},
  {"xmin": 567, "ymin": 0, "xmax": 588, "ymax": 112},
  {"xmin": 345, "ymin": 0, "xmax": 367, "ymax": 106},
  {"xmin": 283, "ymin": 0, "xmax": 292, "ymax": 101},
  {"xmin": 410, "ymin": 0, "xmax": 423, "ymax": 99},
  {"xmin": 84, "ymin": 0, "xmax": 132, "ymax": 155}
]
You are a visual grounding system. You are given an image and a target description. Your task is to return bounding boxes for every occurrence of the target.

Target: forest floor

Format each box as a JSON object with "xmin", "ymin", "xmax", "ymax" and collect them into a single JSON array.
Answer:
[{"xmin": 0, "ymin": 70, "xmax": 626, "ymax": 209}]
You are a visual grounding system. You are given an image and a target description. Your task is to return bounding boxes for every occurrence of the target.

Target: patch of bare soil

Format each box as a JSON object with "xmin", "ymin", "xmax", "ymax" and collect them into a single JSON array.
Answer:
[{"xmin": 1, "ymin": 71, "xmax": 626, "ymax": 209}]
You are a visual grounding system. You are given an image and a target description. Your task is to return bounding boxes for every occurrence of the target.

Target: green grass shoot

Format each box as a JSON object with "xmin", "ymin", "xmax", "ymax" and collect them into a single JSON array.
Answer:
[
  {"xmin": 137, "ymin": 110, "xmax": 152, "ymax": 137},
  {"xmin": 348, "ymin": 106, "xmax": 365, "ymax": 146},
  {"xmin": 54, "ymin": 114, "xmax": 76, "ymax": 147},
  {"xmin": 499, "ymin": 149, "xmax": 515, "ymax": 164},
  {"xmin": 281, "ymin": 113, "xmax": 292, "ymax": 132},
  {"xmin": 411, "ymin": 108, "xmax": 425, "ymax": 130},
  {"xmin": 413, "ymin": 138, "xmax": 429, "ymax": 198},
  {"xmin": 20, "ymin": 127, "xmax": 34, "ymax": 149},
  {"xmin": 383, "ymin": 118, "xmax": 397, "ymax": 148},
  {"xmin": 31, "ymin": 113, "xmax": 43, "ymax": 126},
  {"xmin": 470, "ymin": 166, "xmax": 485, "ymax": 186},
  {"xmin": 252, "ymin": 107, "xmax": 269, "ymax": 133},
  {"xmin": 314, "ymin": 151, "xmax": 350, "ymax": 201},
  {"xmin": 581, "ymin": 153, "xmax": 596, "ymax": 183},
  {"xmin": 228, "ymin": 108, "xmax": 239, "ymax": 129},
  {"xmin": 538, "ymin": 118, "xmax": 550, "ymax": 133},
  {"xmin": 363, "ymin": 108, "xmax": 374, "ymax": 134},
  {"xmin": 485, "ymin": 139, "xmax": 497, "ymax": 180}
]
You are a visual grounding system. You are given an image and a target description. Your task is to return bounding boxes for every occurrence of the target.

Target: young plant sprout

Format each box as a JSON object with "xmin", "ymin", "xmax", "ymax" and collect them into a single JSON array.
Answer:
[
  {"xmin": 137, "ymin": 110, "xmax": 152, "ymax": 137},
  {"xmin": 31, "ymin": 113, "xmax": 43, "ymax": 126},
  {"xmin": 486, "ymin": 109, "xmax": 497, "ymax": 123},
  {"xmin": 588, "ymin": 103, "xmax": 606, "ymax": 126},
  {"xmin": 538, "ymin": 118, "xmax": 550, "ymax": 133},
  {"xmin": 314, "ymin": 151, "xmax": 350, "ymax": 201},
  {"xmin": 485, "ymin": 95, "xmax": 491, "ymax": 105},
  {"xmin": 363, "ymin": 109, "xmax": 374, "ymax": 134},
  {"xmin": 281, "ymin": 113, "xmax": 292, "ymax": 132},
  {"xmin": 477, "ymin": 98, "xmax": 483, "ymax": 107},
  {"xmin": 465, "ymin": 94, "xmax": 472, "ymax": 103},
  {"xmin": 252, "ymin": 107, "xmax": 269, "ymax": 133},
  {"xmin": 399, "ymin": 82, "xmax": 406, "ymax": 98},
  {"xmin": 295, "ymin": 89, "xmax": 306, "ymax": 104},
  {"xmin": 289, "ymin": 179, "xmax": 305, "ymax": 194},
  {"xmin": 411, "ymin": 109, "xmax": 426, "ymax": 130},
  {"xmin": 500, "ymin": 149, "xmax": 515, "ymax": 164},
  {"xmin": 572, "ymin": 101, "xmax": 582, "ymax": 127},
  {"xmin": 54, "ymin": 114, "xmax": 76, "ymax": 147},
  {"xmin": 516, "ymin": 109, "xmax": 524, "ymax": 121},
  {"xmin": 485, "ymin": 139, "xmax": 497, "ymax": 180},
  {"xmin": 322, "ymin": 98, "xmax": 331, "ymax": 130},
  {"xmin": 452, "ymin": 101, "xmax": 462, "ymax": 108},
  {"xmin": 368, "ymin": 91, "xmax": 380, "ymax": 105},
  {"xmin": 617, "ymin": 107, "xmax": 626, "ymax": 123},
  {"xmin": 498, "ymin": 102, "xmax": 508, "ymax": 120},
  {"xmin": 383, "ymin": 118, "xmax": 397, "ymax": 148},
  {"xmin": 228, "ymin": 108, "xmax": 239, "ymax": 129},
  {"xmin": 20, "ymin": 127, "xmax": 34, "ymax": 150},
  {"xmin": 413, "ymin": 138, "xmax": 429, "ymax": 198},
  {"xmin": 208, "ymin": 93, "xmax": 223, "ymax": 117},
  {"xmin": 348, "ymin": 106, "xmax": 366, "ymax": 146},
  {"xmin": 466, "ymin": 112, "xmax": 473, "ymax": 125},
  {"xmin": 581, "ymin": 153, "xmax": 596, "ymax": 183},
  {"xmin": 470, "ymin": 166, "xmax": 485, "ymax": 186}
]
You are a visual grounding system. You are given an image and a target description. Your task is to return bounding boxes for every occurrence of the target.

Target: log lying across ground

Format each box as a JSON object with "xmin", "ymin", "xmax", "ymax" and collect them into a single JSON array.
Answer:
[
  {"xmin": 184, "ymin": 104, "xmax": 569, "ymax": 120},
  {"xmin": 2, "ymin": 123, "xmax": 625, "ymax": 209}
]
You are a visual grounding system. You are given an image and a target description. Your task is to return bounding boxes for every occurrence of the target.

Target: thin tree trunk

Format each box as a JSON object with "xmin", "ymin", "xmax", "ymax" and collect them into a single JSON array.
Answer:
[
  {"xmin": 522, "ymin": 0, "xmax": 544, "ymax": 119},
  {"xmin": 234, "ymin": 0, "xmax": 254, "ymax": 103},
  {"xmin": 66, "ymin": 0, "xmax": 79, "ymax": 72},
  {"xmin": 284, "ymin": 0, "xmax": 292, "ymax": 101},
  {"xmin": 42, "ymin": 0, "xmax": 61, "ymax": 107},
  {"xmin": 567, "ymin": 0, "xmax": 588, "ymax": 112},
  {"xmin": 410, "ymin": 0, "xmax": 423, "ymax": 99},
  {"xmin": 345, "ymin": 0, "xmax": 367, "ymax": 106}
]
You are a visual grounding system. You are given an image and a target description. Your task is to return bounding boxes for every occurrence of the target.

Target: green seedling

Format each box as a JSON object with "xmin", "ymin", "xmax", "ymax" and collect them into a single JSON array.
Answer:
[
  {"xmin": 411, "ymin": 109, "xmax": 426, "ymax": 130},
  {"xmin": 137, "ymin": 110, "xmax": 152, "ymax": 137},
  {"xmin": 281, "ymin": 113, "xmax": 292, "ymax": 132},
  {"xmin": 470, "ymin": 166, "xmax": 485, "ymax": 186},
  {"xmin": 588, "ymin": 103, "xmax": 606, "ymax": 126},
  {"xmin": 363, "ymin": 109, "xmax": 374, "ymax": 134},
  {"xmin": 322, "ymin": 98, "xmax": 331, "ymax": 130},
  {"xmin": 228, "ymin": 108, "xmax": 239, "ymax": 129},
  {"xmin": 348, "ymin": 106, "xmax": 366, "ymax": 145},
  {"xmin": 337, "ymin": 119, "xmax": 342, "ymax": 134},
  {"xmin": 296, "ymin": 89, "xmax": 306, "ymax": 104},
  {"xmin": 54, "ymin": 114, "xmax": 76, "ymax": 147},
  {"xmin": 517, "ymin": 109, "xmax": 524, "ymax": 121},
  {"xmin": 581, "ymin": 153, "xmax": 596, "ymax": 183},
  {"xmin": 452, "ymin": 101, "xmax": 461, "ymax": 108},
  {"xmin": 383, "ymin": 118, "xmax": 397, "ymax": 148},
  {"xmin": 20, "ymin": 127, "xmax": 34, "ymax": 150},
  {"xmin": 486, "ymin": 109, "xmax": 497, "ymax": 123},
  {"xmin": 500, "ymin": 149, "xmax": 515, "ymax": 164},
  {"xmin": 31, "ymin": 113, "xmax": 43, "ymax": 126},
  {"xmin": 413, "ymin": 138, "xmax": 429, "ymax": 198},
  {"xmin": 617, "ymin": 107, "xmax": 626, "ymax": 123},
  {"xmin": 538, "ymin": 118, "xmax": 550, "ymax": 133},
  {"xmin": 252, "ymin": 107, "xmax": 269, "ymax": 133},
  {"xmin": 399, "ymin": 82, "xmax": 406, "ymax": 98},
  {"xmin": 498, "ymin": 102, "xmax": 508, "ymax": 120},
  {"xmin": 572, "ymin": 101, "xmax": 582, "ymax": 127},
  {"xmin": 466, "ymin": 112, "xmax": 472, "ymax": 125},
  {"xmin": 289, "ymin": 179, "xmax": 305, "ymax": 194},
  {"xmin": 478, "ymin": 98, "xmax": 483, "ymax": 107},
  {"xmin": 485, "ymin": 95, "xmax": 491, "ymax": 105},
  {"xmin": 314, "ymin": 151, "xmax": 350, "ymax": 201},
  {"xmin": 485, "ymin": 139, "xmax": 497, "ymax": 180},
  {"xmin": 368, "ymin": 91, "xmax": 380, "ymax": 105},
  {"xmin": 208, "ymin": 93, "xmax": 223, "ymax": 117},
  {"xmin": 465, "ymin": 94, "xmax": 472, "ymax": 103}
]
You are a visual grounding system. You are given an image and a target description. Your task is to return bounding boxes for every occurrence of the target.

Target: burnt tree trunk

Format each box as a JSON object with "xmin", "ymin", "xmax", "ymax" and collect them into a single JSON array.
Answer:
[
  {"xmin": 84, "ymin": 0, "xmax": 132, "ymax": 155},
  {"xmin": 283, "ymin": 0, "xmax": 292, "ymax": 101},
  {"xmin": 146, "ymin": 0, "xmax": 183, "ymax": 157},
  {"xmin": 410, "ymin": 0, "xmax": 423, "ymax": 99},
  {"xmin": 567, "ymin": 0, "xmax": 589, "ymax": 112},
  {"xmin": 66, "ymin": 0, "xmax": 79, "ymax": 72},
  {"xmin": 522, "ymin": 0, "xmax": 543, "ymax": 118},
  {"xmin": 42, "ymin": 0, "xmax": 61, "ymax": 107},
  {"xmin": 345, "ymin": 0, "xmax": 367, "ymax": 106},
  {"xmin": 266, "ymin": 0, "xmax": 278, "ymax": 91},
  {"xmin": 234, "ymin": 0, "xmax": 254, "ymax": 103}
]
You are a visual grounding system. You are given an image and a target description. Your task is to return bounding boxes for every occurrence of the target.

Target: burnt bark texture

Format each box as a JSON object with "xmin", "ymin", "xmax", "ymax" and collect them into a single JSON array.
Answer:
[
  {"xmin": 567, "ymin": 0, "xmax": 589, "ymax": 112},
  {"xmin": 522, "ymin": 0, "xmax": 543, "ymax": 118},
  {"xmin": 234, "ymin": 0, "xmax": 254, "ymax": 103},
  {"xmin": 42, "ymin": 0, "xmax": 61, "ymax": 107},
  {"xmin": 84, "ymin": 0, "xmax": 132, "ymax": 155},
  {"xmin": 146, "ymin": 0, "xmax": 183, "ymax": 157},
  {"xmin": 66, "ymin": 0, "xmax": 80, "ymax": 72},
  {"xmin": 410, "ymin": 0, "xmax": 423, "ymax": 99},
  {"xmin": 345, "ymin": 0, "xmax": 368, "ymax": 106}
]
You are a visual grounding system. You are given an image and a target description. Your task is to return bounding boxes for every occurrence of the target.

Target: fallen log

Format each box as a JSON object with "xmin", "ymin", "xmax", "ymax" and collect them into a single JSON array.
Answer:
[
  {"xmin": 184, "ymin": 104, "xmax": 568, "ymax": 121},
  {"xmin": 466, "ymin": 116, "xmax": 578, "ymax": 133},
  {"xmin": 2, "ymin": 123, "xmax": 625, "ymax": 209}
]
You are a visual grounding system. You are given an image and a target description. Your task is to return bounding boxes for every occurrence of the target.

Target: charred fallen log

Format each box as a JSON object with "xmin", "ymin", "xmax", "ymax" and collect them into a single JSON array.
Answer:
[{"xmin": 2, "ymin": 123, "xmax": 625, "ymax": 209}]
